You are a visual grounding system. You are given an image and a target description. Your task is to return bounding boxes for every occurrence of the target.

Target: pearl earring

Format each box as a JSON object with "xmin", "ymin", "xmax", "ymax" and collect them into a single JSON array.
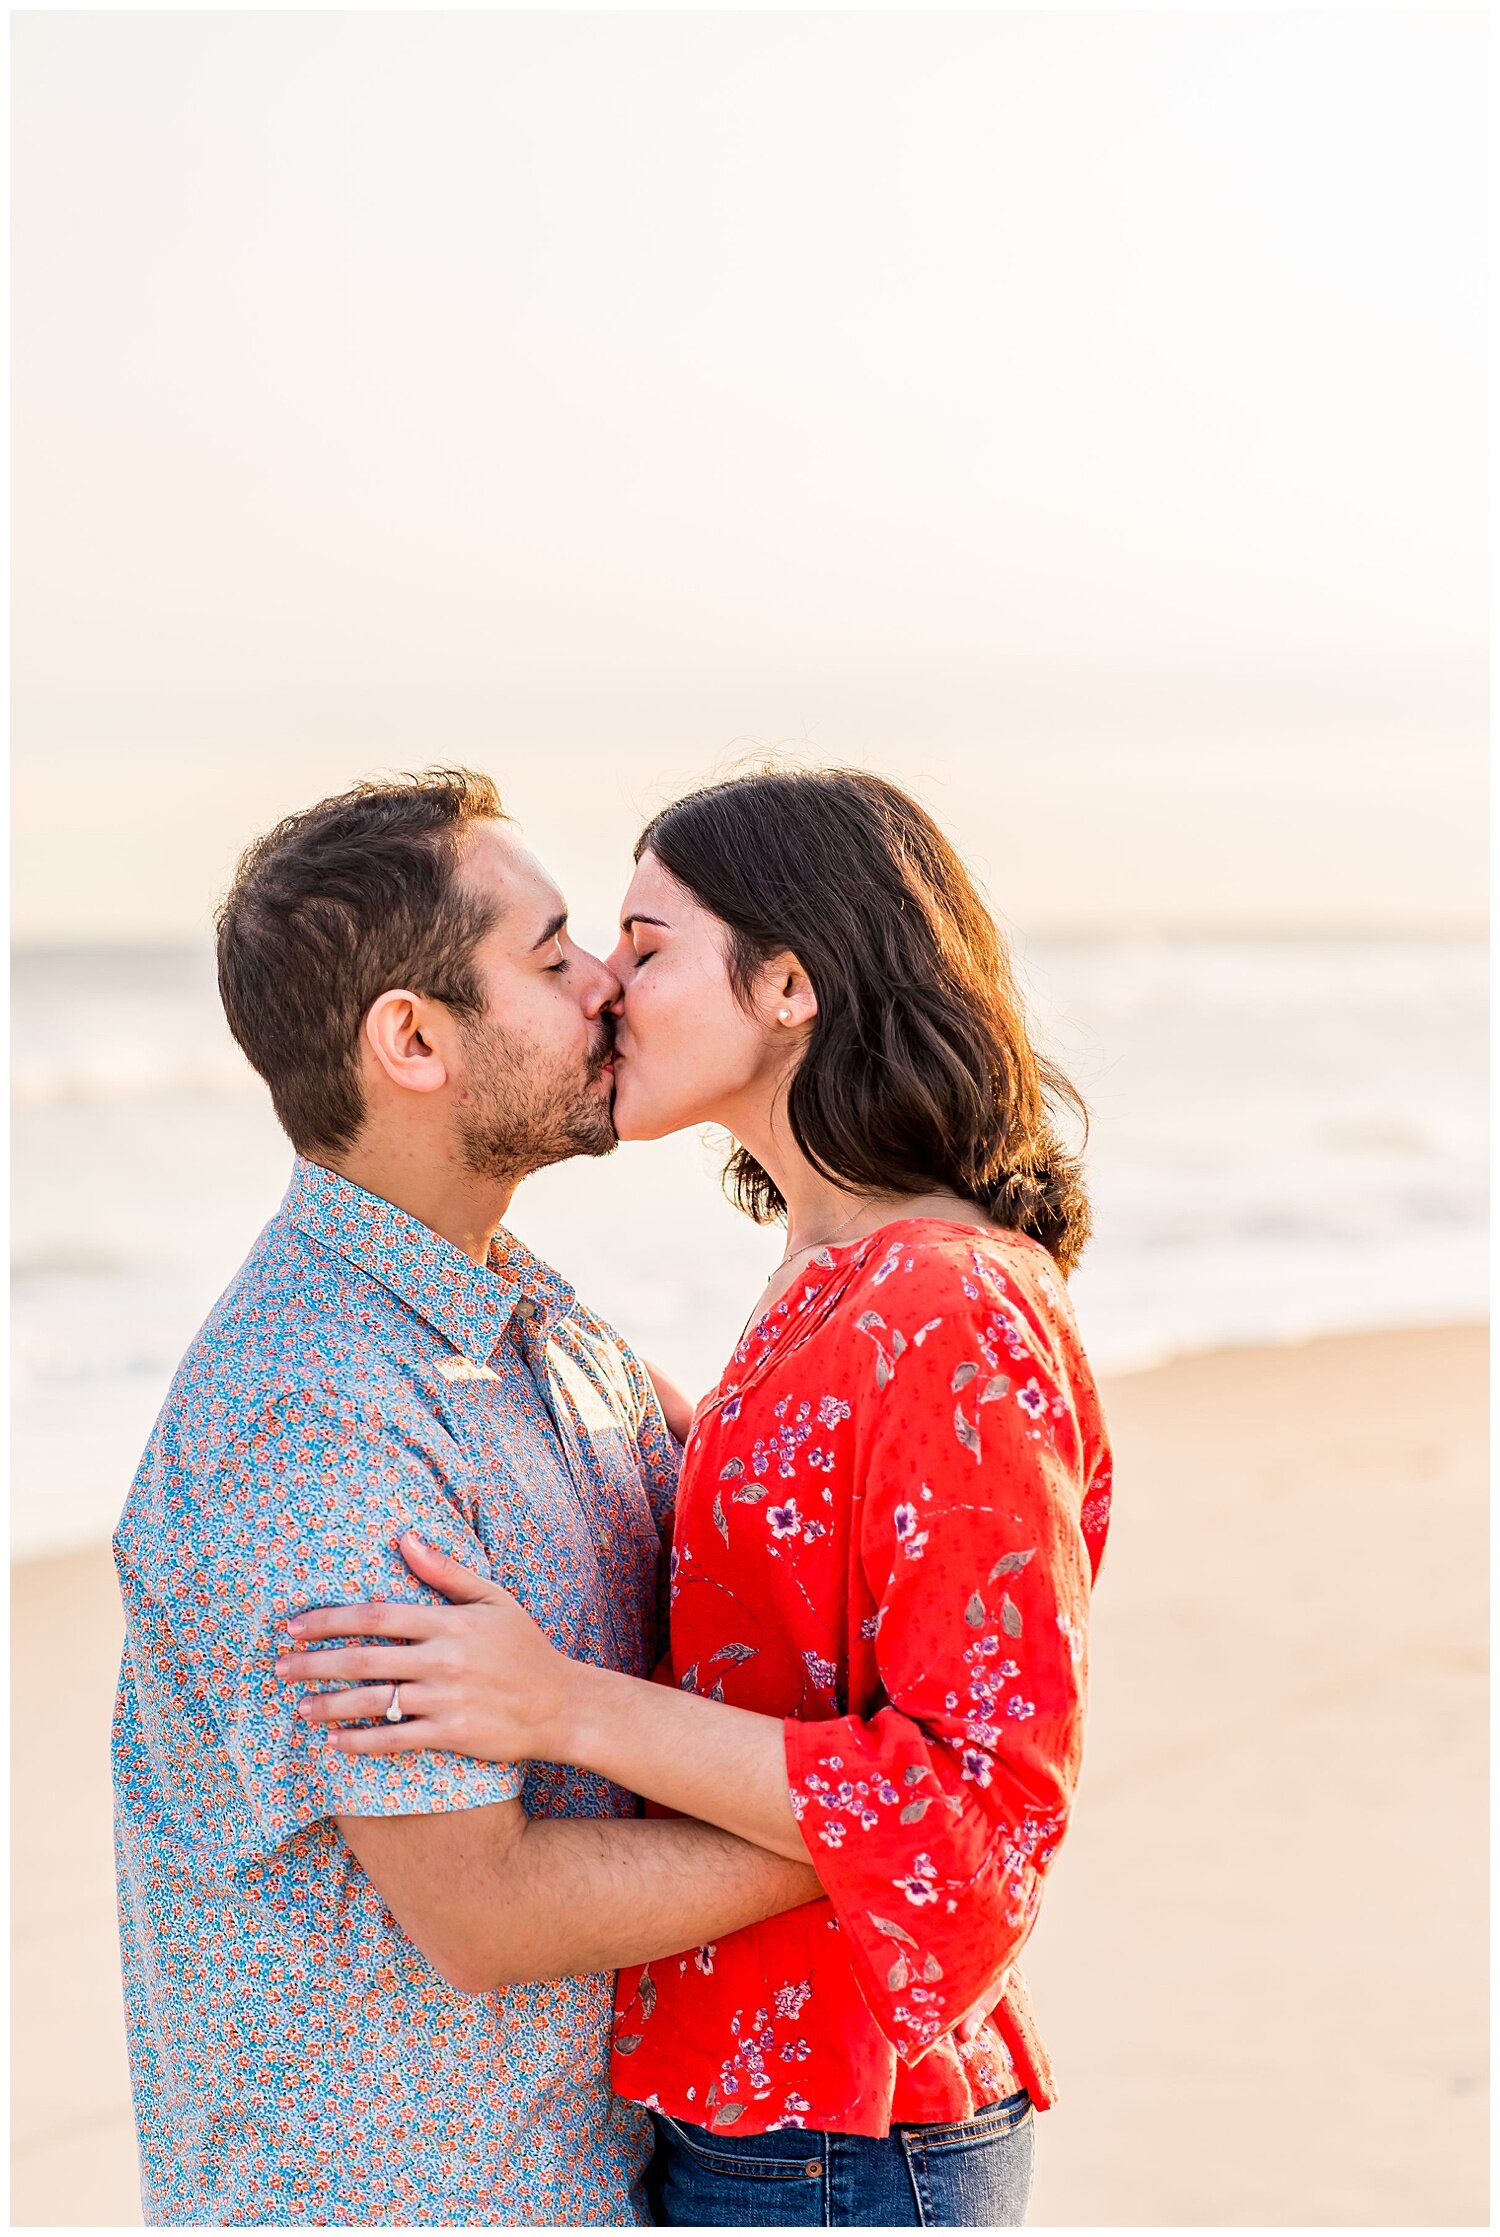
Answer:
[{"xmin": 778, "ymin": 1008, "xmax": 793, "ymax": 1024}]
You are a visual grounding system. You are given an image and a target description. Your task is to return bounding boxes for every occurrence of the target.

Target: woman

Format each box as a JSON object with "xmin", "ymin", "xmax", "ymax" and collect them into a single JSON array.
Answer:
[{"xmin": 278, "ymin": 768, "xmax": 1113, "ymax": 2227}]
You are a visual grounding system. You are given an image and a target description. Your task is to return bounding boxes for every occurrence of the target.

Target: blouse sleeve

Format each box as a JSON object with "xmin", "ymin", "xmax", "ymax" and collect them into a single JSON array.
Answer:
[{"xmin": 782, "ymin": 1252, "xmax": 1107, "ymax": 2060}]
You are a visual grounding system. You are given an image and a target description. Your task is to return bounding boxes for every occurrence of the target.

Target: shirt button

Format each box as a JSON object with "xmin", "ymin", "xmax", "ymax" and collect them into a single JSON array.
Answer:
[{"xmin": 805, "ymin": 2160, "xmax": 823, "ymax": 2179}]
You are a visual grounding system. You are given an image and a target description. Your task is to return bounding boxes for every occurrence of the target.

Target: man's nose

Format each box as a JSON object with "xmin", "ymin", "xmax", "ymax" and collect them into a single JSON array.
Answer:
[{"xmin": 578, "ymin": 950, "xmax": 624, "ymax": 1017}]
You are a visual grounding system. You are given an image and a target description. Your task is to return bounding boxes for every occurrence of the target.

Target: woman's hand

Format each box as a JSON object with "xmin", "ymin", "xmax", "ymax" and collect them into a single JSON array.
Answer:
[
  {"xmin": 275, "ymin": 1532, "xmax": 579, "ymax": 1761},
  {"xmin": 278, "ymin": 1532, "xmax": 814, "ymax": 1869}
]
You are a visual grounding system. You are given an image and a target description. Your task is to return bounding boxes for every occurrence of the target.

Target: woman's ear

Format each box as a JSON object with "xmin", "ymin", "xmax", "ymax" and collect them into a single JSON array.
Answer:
[
  {"xmin": 363, "ymin": 990, "xmax": 451, "ymax": 1097},
  {"xmin": 766, "ymin": 956, "xmax": 817, "ymax": 1031}
]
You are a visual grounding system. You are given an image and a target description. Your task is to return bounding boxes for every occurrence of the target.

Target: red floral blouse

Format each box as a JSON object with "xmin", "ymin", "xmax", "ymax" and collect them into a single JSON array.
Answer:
[{"xmin": 611, "ymin": 1219, "xmax": 1112, "ymax": 2138}]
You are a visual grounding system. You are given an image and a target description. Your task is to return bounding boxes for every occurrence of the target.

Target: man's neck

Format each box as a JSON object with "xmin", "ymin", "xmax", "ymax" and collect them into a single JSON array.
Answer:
[{"xmin": 316, "ymin": 1139, "xmax": 518, "ymax": 1265}]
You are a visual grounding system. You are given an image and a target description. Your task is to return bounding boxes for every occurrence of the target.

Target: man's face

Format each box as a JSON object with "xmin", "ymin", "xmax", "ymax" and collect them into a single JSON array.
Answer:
[{"xmin": 445, "ymin": 823, "xmax": 622, "ymax": 1181}]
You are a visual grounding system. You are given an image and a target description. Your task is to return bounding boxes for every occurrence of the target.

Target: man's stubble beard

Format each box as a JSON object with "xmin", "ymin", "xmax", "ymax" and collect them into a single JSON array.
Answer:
[{"xmin": 455, "ymin": 1018, "xmax": 617, "ymax": 1186}]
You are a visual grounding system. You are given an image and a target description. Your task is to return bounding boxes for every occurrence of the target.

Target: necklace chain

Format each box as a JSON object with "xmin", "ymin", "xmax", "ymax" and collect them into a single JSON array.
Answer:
[
  {"xmin": 768, "ymin": 1201, "xmax": 870, "ymax": 1281},
  {"xmin": 733, "ymin": 1203, "xmax": 877, "ymax": 1351},
  {"xmin": 735, "ymin": 1189, "xmax": 978, "ymax": 1353}
]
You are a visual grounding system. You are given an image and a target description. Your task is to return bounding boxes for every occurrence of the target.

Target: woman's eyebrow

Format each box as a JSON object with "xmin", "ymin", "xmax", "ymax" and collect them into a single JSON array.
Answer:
[{"xmin": 621, "ymin": 913, "xmax": 671, "ymax": 934}]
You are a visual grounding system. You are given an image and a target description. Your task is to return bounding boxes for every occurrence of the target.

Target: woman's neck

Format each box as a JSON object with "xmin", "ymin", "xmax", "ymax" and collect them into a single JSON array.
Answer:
[
  {"xmin": 735, "ymin": 1118, "xmax": 987, "ymax": 1270},
  {"xmin": 729, "ymin": 1107, "xmax": 875, "ymax": 1255}
]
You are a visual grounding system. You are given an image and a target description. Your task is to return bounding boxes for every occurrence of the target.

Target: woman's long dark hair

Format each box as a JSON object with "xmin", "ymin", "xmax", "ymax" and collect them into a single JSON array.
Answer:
[{"xmin": 636, "ymin": 767, "xmax": 1092, "ymax": 1275}]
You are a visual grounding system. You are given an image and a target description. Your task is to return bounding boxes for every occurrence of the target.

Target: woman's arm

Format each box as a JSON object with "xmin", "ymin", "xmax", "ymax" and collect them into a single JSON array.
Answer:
[
  {"xmin": 638, "ymin": 1355, "xmax": 697, "ymax": 1445},
  {"xmin": 277, "ymin": 1533, "xmax": 812, "ymax": 1861},
  {"xmin": 277, "ymin": 1269, "xmax": 1109, "ymax": 2056}
]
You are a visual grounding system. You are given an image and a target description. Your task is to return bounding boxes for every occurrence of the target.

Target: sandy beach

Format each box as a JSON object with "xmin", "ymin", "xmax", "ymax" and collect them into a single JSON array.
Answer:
[{"xmin": 11, "ymin": 1322, "xmax": 1487, "ymax": 2228}]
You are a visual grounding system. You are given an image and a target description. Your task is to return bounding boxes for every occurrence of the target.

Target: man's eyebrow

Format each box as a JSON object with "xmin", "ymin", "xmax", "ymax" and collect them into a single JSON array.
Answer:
[
  {"xmin": 621, "ymin": 913, "xmax": 671, "ymax": 934},
  {"xmin": 530, "ymin": 910, "xmax": 568, "ymax": 952}
]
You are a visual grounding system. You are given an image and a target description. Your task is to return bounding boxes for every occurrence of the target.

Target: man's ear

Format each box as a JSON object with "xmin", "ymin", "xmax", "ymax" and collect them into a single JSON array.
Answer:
[{"xmin": 363, "ymin": 990, "xmax": 451, "ymax": 1097}]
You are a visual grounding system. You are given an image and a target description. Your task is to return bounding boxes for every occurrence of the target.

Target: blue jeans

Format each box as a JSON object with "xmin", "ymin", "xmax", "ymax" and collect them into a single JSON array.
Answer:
[{"xmin": 648, "ymin": 2091, "xmax": 1034, "ymax": 2227}]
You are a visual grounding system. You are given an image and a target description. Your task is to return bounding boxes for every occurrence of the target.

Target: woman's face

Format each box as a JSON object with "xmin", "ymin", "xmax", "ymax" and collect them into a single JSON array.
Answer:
[{"xmin": 604, "ymin": 851, "xmax": 790, "ymax": 1142}]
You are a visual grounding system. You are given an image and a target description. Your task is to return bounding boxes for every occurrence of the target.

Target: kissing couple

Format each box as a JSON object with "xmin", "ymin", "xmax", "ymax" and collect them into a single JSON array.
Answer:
[{"xmin": 113, "ymin": 763, "xmax": 1112, "ymax": 2227}]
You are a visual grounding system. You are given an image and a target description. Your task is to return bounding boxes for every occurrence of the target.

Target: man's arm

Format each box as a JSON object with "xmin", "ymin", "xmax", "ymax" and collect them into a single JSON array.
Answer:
[{"xmin": 337, "ymin": 1798, "xmax": 822, "ymax": 1995}]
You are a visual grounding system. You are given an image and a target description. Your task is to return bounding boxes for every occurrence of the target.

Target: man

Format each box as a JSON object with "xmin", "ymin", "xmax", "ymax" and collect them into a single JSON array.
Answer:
[{"xmin": 111, "ymin": 768, "xmax": 821, "ymax": 2225}]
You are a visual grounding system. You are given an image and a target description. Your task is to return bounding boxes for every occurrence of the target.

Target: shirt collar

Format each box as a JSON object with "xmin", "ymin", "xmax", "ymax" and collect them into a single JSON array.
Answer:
[{"xmin": 282, "ymin": 1157, "xmax": 577, "ymax": 1363}]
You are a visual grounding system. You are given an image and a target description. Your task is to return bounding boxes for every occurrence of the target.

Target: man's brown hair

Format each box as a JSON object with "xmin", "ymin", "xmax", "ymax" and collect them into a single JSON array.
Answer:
[{"xmin": 216, "ymin": 767, "xmax": 506, "ymax": 1155}]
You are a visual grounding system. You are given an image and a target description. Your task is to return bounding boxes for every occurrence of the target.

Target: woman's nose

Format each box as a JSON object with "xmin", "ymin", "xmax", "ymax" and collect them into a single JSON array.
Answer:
[{"xmin": 601, "ymin": 938, "xmax": 634, "ymax": 1006}]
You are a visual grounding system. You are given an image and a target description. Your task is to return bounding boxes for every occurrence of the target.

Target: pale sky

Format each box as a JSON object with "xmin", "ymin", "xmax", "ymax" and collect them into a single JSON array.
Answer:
[{"xmin": 12, "ymin": 9, "xmax": 1487, "ymax": 942}]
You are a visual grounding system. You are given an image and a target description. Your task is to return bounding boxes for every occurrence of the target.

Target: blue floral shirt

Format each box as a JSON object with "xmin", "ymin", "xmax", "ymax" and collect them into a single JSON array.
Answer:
[{"xmin": 112, "ymin": 1157, "xmax": 678, "ymax": 2226}]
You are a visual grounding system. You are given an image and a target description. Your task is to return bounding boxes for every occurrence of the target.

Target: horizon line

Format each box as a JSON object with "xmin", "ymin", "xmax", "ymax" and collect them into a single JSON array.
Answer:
[{"xmin": 11, "ymin": 919, "xmax": 1489, "ymax": 960}]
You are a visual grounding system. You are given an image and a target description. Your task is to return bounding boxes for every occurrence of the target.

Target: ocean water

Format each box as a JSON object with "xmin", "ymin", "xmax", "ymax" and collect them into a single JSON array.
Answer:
[{"xmin": 12, "ymin": 934, "xmax": 1487, "ymax": 1558}]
